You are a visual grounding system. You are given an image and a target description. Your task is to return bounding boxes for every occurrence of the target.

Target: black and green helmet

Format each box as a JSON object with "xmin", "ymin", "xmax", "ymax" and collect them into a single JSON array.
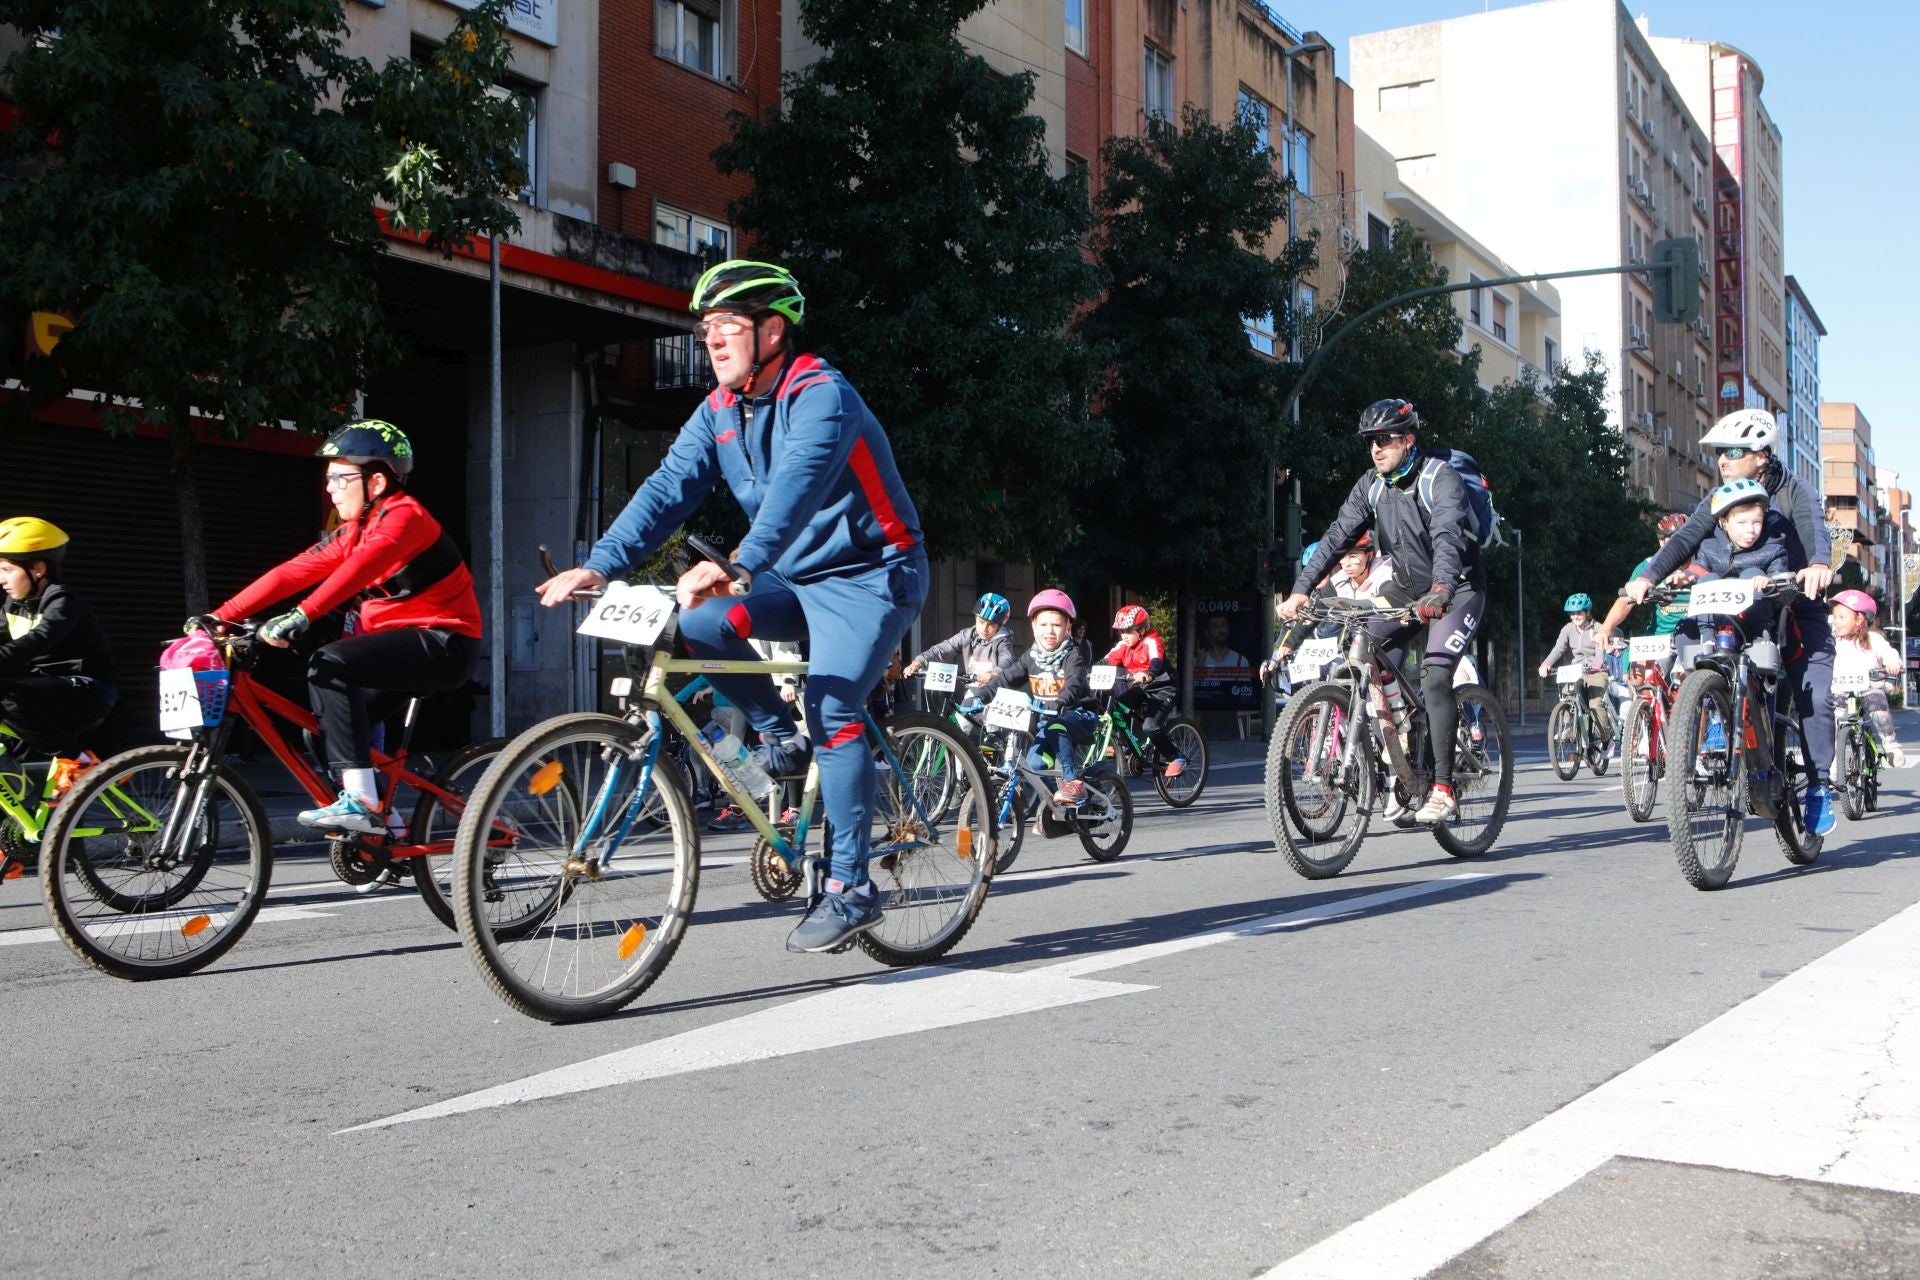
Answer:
[
  {"xmin": 689, "ymin": 259, "xmax": 805, "ymax": 324},
  {"xmin": 320, "ymin": 419, "xmax": 414, "ymax": 476}
]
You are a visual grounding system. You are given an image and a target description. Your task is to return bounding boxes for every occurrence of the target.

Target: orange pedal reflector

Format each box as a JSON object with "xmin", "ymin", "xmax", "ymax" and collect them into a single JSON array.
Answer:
[
  {"xmin": 528, "ymin": 760, "xmax": 564, "ymax": 796},
  {"xmin": 181, "ymin": 915, "xmax": 212, "ymax": 937},
  {"xmin": 2, "ymin": 863, "xmax": 20, "ymax": 881},
  {"xmin": 956, "ymin": 827, "xmax": 974, "ymax": 859},
  {"xmin": 617, "ymin": 922, "xmax": 647, "ymax": 959}
]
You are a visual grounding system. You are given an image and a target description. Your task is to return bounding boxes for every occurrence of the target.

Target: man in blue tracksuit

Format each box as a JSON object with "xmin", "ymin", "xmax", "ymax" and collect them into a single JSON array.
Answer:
[{"xmin": 538, "ymin": 260, "xmax": 928, "ymax": 952}]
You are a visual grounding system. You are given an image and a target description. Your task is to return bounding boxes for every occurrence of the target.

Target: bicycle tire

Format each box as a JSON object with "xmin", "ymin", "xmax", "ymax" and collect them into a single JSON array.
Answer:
[
  {"xmin": 1430, "ymin": 686, "xmax": 1513, "ymax": 858},
  {"xmin": 1548, "ymin": 702, "xmax": 1581, "ymax": 780},
  {"xmin": 1621, "ymin": 698, "xmax": 1660, "ymax": 823},
  {"xmin": 1864, "ymin": 752, "xmax": 1880, "ymax": 813},
  {"xmin": 1151, "ymin": 717, "xmax": 1209, "ymax": 808},
  {"xmin": 1665, "ymin": 670, "xmax": 1743, "ymax": 890},
  {"xmin": 1773, "ymin": 717, "xmax": 1823, "ymax": 867},
  {"xmin": 409, "ymin": 737, "xmax": 508, "ymax": 931},
  {"xmin": 858, "ymin": 711, "xmax": 997, "ymax": 967},
  {"xmin": 1837, "ymin": 731, "xmax": 1864, "ymax": 822},
  {"xmin": 1266, "ymin": 682, "xmax": 1374, "ymax": 879},
  {"xmin": 991, "ymin": 770, "xmax": 1028, "ymax": 874},
  {"xmin": 1075, "ymin": 766, "xmax": 1133, "ymax": 861},
  {"xmin": 453, "ymin": 712, "xmax": 699, "ymax": 1023},
  {"xmin": 40, "ymin": 745, "xmax": 272, "ymax": 979}
]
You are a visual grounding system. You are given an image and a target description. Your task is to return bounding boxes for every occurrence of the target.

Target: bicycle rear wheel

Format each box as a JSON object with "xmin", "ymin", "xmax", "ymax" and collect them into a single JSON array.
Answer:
[
  {"xmin": 1773, "ymin": 717, "xmax": 1823, "ymax": 867},
  {"xmin": 1151, "ymin": 717, "xmax": 1209, "ymax": 808},
  {"xmin": 1621, "ymin": 698, "xmax": 1660, "ymax": 823},
  {"xmin": 1548, "ymin": 702, "xmax": 1581, "ymax": 779},
  {"xmin": 859, "ymin": 712, "xmax": 996, "ymax": 967},
  {"xmin": 1666, "ymin": 670, "xmax": 1743, "ymax": 890},
  {"xmin": 1266, "ymin": 683, "xmax": 1374, "ymax": 879},
  {"xmin": 1837, "ymin": 730, "xmax": 1865, "ymax": 822},
  {"xmin": 1431, "ymin": 686, "xmax": 1513, "ymax": 858},
  {"xmin": 453, "ymin": 712, "xmax": 699, "ymax": 1023},
  {"xmin": 41, "ymin": 745, "xmax": 272, "ymax": 979},
  {"xmin": 403, "ymin": 738, "xmax": 508, "ymax": 929},
  {"xmin": 990, "ymin": 768, "xmax": 1028, "ymax": 874}
]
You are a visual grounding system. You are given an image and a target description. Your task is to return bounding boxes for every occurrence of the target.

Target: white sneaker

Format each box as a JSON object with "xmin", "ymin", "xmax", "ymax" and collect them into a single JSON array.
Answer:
[
  {"xmin": 1893, "ymin": 746, "xmax": 1909, "ymax": 769},
  {"xmin": 1413, "ymin": 786, "xmax": 1458, "ymax": 826}
]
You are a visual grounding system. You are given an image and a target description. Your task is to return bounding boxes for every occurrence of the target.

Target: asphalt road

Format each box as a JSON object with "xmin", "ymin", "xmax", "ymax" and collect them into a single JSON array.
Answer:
[{"xmin": 4, "ymin": 718, "xmax": 1918, "ymax": 1279}]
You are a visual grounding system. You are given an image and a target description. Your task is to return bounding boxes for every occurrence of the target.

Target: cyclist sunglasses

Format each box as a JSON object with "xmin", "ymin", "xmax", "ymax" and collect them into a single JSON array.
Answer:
[{"xmin": 1717, "ymin": 446, "xmax": 1754, "ymax": 460}]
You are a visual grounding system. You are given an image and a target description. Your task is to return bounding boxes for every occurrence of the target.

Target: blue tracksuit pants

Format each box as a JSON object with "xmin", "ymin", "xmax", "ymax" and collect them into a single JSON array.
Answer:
[{"xmin": 678, "ymin": 552, "xmax": 928, "ymax": 885}]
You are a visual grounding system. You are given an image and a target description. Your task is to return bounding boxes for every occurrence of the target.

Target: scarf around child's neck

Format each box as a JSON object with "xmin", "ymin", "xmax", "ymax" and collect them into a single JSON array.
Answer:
[{"xmin": 1030, "ymin": 638, "xmax": 1071, "ymax": 676}]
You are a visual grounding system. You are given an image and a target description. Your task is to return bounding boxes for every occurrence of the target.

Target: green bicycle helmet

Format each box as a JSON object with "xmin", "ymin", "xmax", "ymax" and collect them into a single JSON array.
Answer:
[
  {"xmin": 319, "ymin": 419, "xmax": 414, "ymax": 477},
  {"xmin": 690, "ymin": 260, "xmax": 806, "ymax": 324}
]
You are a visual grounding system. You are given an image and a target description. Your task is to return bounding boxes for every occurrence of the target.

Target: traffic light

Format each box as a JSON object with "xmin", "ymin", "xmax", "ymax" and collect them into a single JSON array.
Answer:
[{"xmin": 1651, "ymin": 237, "xmax": 1701, "ymax": 326}]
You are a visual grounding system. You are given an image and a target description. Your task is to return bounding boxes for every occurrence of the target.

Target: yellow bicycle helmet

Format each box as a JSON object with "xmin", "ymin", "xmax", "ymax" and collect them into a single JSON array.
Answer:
[{"xmin": 0, "ymin": 517, "xmax": 70, "ymax": 557}]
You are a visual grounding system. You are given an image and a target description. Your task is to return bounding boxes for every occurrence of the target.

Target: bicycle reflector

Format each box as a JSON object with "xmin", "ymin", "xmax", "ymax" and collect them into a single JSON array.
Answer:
[
  {"xmin": 181, "ymin": 915, "xmax": 212, "ymax": 937},
  {"xmin": 528, "ymin": 760, "xmax": 564, "ymax": 796},
  {"xmin": 618, "ymin": 923, "xmax": 647, "ymax": 960}
]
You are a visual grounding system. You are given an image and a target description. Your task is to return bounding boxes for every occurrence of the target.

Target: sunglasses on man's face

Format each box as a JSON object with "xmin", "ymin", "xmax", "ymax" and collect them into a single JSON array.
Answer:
[{"xmin": 1718, "ymin": 447, "xmax": 1753, "ymax": 460}]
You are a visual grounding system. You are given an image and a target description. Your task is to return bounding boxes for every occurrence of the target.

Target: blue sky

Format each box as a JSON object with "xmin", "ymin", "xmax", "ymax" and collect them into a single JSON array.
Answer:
[{"xmin": 1301, "ymin": 0, "xmax": 1919, "ymax": 497}]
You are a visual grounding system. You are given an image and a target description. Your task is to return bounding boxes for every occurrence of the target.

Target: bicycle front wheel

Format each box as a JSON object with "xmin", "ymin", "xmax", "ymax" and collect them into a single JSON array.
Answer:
[
  {"xmin": 1548, "ymin": 702, "xmax": 1581, "ymax": 779},
  {"xmin": 1266, "ymin": 682, "xmax": 1374, "ymax": 879},
  {"xmin": 453, "ymin": 712, "xmax": 699, "ymax": 1023},
  {"xmin": 1837, "ymin": 730, "xmax": 1865, "ymax": 822},
  {"xmin": 1151, "ymin": 716, "xmax": 1209, "ymax": 808},
  {"xmin": 859, "ymin": 711, "xmax": 996, "ymax": 967},
  {"xmin": 1621, "ymin": 698, "xmax": 1660, "ymax": 823},
  {"xmin": 1773, "ymin": 716, "xmax": 1823, "ymax": 867},
  {"xmin": 1665, "ymin": 670, "xmax": 1743, "ymax": 890},
  {"xmin": 1431, "ymin": 686, "xmax": 1513, "ymax": 858},
  {"xmin": 40, "ymin": 745, "xmax": 272, "ymax": 979}
]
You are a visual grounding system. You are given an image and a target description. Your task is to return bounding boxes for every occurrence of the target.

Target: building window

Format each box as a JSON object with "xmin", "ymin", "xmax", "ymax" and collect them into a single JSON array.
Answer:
[
  {"xmin": 1467, "ymin": 275, "xmax": 1483, "ymax": 327},
  {"xmin": 1395, "ymin": 153, "xmax": 1436, "ymax": 181},
  {"xmin": 656, "ymin": 0, "xmax": 728, "ymax": 80},
  {"xmin": 1065, "ymin": 0, "xmax": 1086, "ymax": 55},
  {"xmin": 654, "ymin": 202, "xmax": 730, "ymax": 260},
  {"xmin": 1544, "ymin": 336, "xmax": 1558, "ymax": 374},
  {"xmin": 1491, "ymin": 293, "xmax": 1510, "ymax": 344},
  {"xmin": 1143, "ymin": 45, "xmax": 1173, "ymax": 122},
  {"xmin": 487, "ymin": 83, "xmax": 539, "ymax": 207},
  {"xmin": 1245, "ymin": 310, "xmax": 1277, "ymax": 357},
  {"xmin": 1238, "ymin": 89, "xmax": 1270, "ymax": 152},
  {"xmin": 653, "ymin": 334, "xmax": 712, "ymax": 390},
  {"xmin": 1367, "ymin": 214, "xmax": 1390, "ymax": 252},
  {"xmin": 1286, "ymin": 127, "xmax": 1312, "ymax": 196},
  {"xmin": 1377, "ymin": 80, "xmax": 1435, "ymax": 111}
]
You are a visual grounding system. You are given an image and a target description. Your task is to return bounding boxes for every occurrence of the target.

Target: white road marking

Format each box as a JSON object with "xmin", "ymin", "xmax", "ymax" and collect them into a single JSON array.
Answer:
[
  {"xmin": 1262, "ymin": 896, "xmax": 1920, "ymax": 1280},
  {"xmin": 0, "ymin": 902, "xmax": 337, "ymax": 948},
  {"xmin": 342, "ymin": 874, "xmax": 1490, "ymax": 1134}
]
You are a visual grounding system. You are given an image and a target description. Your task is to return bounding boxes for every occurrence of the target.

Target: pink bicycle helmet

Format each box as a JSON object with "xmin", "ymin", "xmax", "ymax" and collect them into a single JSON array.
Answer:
[
  {"xmin": 1027, "ymin": 588, "xmax": 1077, "ymax": 620},
  {"xmin": 1831, "ymin": 589, "xmax": 1877, "ymax": 617}
]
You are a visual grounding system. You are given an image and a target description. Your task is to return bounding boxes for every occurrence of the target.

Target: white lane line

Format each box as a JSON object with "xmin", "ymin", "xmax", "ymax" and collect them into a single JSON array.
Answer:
[
  {"xmin": 0, "ymin": 902, "xmax": 337, "ymax": 949},
  {"xmin": 1262, "ymin": 896, "xmax": 1920, "ymax": 1280},
  {"xmin": 339, "ymin": 966, "xmax": 1155, "ymax": 1132},
  {"xmin": 342, "ymin": 875, "xmax": 1487, "ymax": 1134}
]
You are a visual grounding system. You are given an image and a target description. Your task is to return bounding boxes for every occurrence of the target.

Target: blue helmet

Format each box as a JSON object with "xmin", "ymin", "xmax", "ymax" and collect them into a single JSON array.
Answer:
[
  {"xmin": 1300, "ymin": 540, "xmax": 1320, "ymax": 569},
  {"xmin": 1564, "ymin": 593, "xmax": 1592, "ymax": 613},
  {"xmin": 1709, "ymin": 477, "xmax": 1768, "ymax": 519},
  {"xmin": 974, "ymin": 592, "xmax": 1012, "ymax": 624}
]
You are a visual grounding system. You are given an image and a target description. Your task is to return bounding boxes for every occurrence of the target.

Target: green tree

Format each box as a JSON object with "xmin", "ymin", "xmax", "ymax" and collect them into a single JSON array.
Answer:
[
  {"xmin": 715, "ymin": 0, "xmax": 1106, "ymax": 566},
  {"xmin": 1289, "ymin": 220, "xmax": 1481, "ymax": 525},
  {"xmin": 1071, "ymin": 105, "xmax": 1311, "ymax": 593},
  {"xmin": 0, "ymin": 0, "xmax": 529, "ymax": 609}
]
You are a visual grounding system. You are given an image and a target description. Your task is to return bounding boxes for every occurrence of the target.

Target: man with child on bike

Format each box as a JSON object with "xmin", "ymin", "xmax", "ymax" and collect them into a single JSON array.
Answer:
[
  {"xmin": 1622, "ymin": 407, "xmax": 1839, "ymax": 835},
  {"xmin": 1276, "ymin": 398, "xmax": 1484, "ymax": 827},
  {"xmin": 537, "ymin": 259, "xmax": 929, "ymax": 955}
]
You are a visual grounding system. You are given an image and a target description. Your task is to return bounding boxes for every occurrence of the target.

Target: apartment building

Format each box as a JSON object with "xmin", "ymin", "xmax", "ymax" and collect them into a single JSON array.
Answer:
[
  {"xmin": 1351, "ymin": 131, "xmax": 1562, "ymax": 390},
  {"xmin": 1782, "ymin": 275, "xmax": 1827, "ymax": 499},
  {"xmin": 1821, "ymin": 403, "xmax": 1881, "ymax": 587},
  {"xmin": 1650, "ymin": 36, "xmax": 1789, "ymax": 419},
  {"xmin": 1350, "ymin": 0, "xmax": 1718, "ymax": 513}
]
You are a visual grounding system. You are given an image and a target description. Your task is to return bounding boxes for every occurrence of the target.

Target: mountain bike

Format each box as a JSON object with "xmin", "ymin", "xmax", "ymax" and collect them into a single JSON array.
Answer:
[
  {"xmin": 1664, "ymin": 574, "xmax": 1822, "ymax": 890},
  {"xmin": 0, "ymin": 727, "xmax": 143, "ymax": 885},
  {"xmin": 1080, "ymin": 666, "xmax": 1208, "ymax": 808},
  {"xmin": 38, "ymin": 621, "xmax": 505, "ymax": 979},
  {"xmin": 1547, "ymin": 663, "xmax": 1614, "ymax": 779},
  {"xmin": 1833, "ymin": 669, "xmax": 1891, "ymax": 821},
  {"xmin": 1265, "ymin": 598, "xmax": 1513, "ymax": 878},
  {"xmin": 449, "ymin": 549, "xmax": 997, "ymax": 1022},
  {"xmin": 1619, "ymin": 625, "xmax": 1682, "ymax": 822},
  {"xmin": 969, "ymin": 691, "xmax": 1131, "ymax": 873}
]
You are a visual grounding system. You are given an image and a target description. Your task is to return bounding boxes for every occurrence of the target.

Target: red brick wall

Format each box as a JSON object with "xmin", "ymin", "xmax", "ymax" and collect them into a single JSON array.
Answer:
[
  {"xmin": 1065, "ymin": 0, "xmax": 1113, "ymax": 191},
  {"xmin": 598, "ymin": 0, "xmax": 784, "ymax": 244}
]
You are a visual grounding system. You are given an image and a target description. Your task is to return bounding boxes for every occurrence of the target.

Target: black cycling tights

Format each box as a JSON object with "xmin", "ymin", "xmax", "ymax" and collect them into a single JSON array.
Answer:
[
  {"xmin": 308, "ymin": 629, "xmax": 479, "ymax": 772},
  {"xmin": 1369, "ymin": 583, "xmax": 1486, "ymax": 788}
]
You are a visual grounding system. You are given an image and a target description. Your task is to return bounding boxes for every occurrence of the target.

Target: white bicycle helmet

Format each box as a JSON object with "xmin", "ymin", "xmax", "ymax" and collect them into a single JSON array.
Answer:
[{"xmin": 1700, "ymin": 408, "xmax": 1778, "ymax": 452}]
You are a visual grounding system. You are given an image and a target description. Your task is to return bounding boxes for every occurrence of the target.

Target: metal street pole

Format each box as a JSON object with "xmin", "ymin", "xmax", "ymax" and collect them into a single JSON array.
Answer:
[
  {"xmin": 1514, "ymin": 528, "xmax": 1525, "ymax": 726},
  {"xmin": 489, "ymin": 233, "xmax": 506, "ymax": 738}
]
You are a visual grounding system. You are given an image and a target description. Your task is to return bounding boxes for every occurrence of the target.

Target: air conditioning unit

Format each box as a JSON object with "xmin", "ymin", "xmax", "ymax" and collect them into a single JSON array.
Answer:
[
  {"xmin": 1643, "ymin": 115, "xmax": 1657, "ymax": 138},
  {"xmin": 1694, "ymin": 193, "xmax": 1709, "ymax": 216},
  {"xmin": 1629, "ymin": 323, "xmax": 1648, "ymax": 344},
  {"xmin": 1662, "ymin": 424, "xmax": 1675, "ymax": 448},
  {"xmin": 1635, "ymin": 178, "xmax": 1650, "ymax": 198},
  {"xmin": 1667, "ymin": 149, "xmax": 1680, "ymax": 170},
  {"xmin": 1694, "ymin": 380, "xmax": 1706, "ymax": 398},
  {"xmin": 1639, "ymin": 410, "xmax": 1657, "ymax": 428},
  {"xmin": 1673, "ymin": 358, "xmax": 1685, "ymax": 378},
  {"xmin": 1640, "ymin": 483, "xmax": 1658, "ymax": 501}
]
